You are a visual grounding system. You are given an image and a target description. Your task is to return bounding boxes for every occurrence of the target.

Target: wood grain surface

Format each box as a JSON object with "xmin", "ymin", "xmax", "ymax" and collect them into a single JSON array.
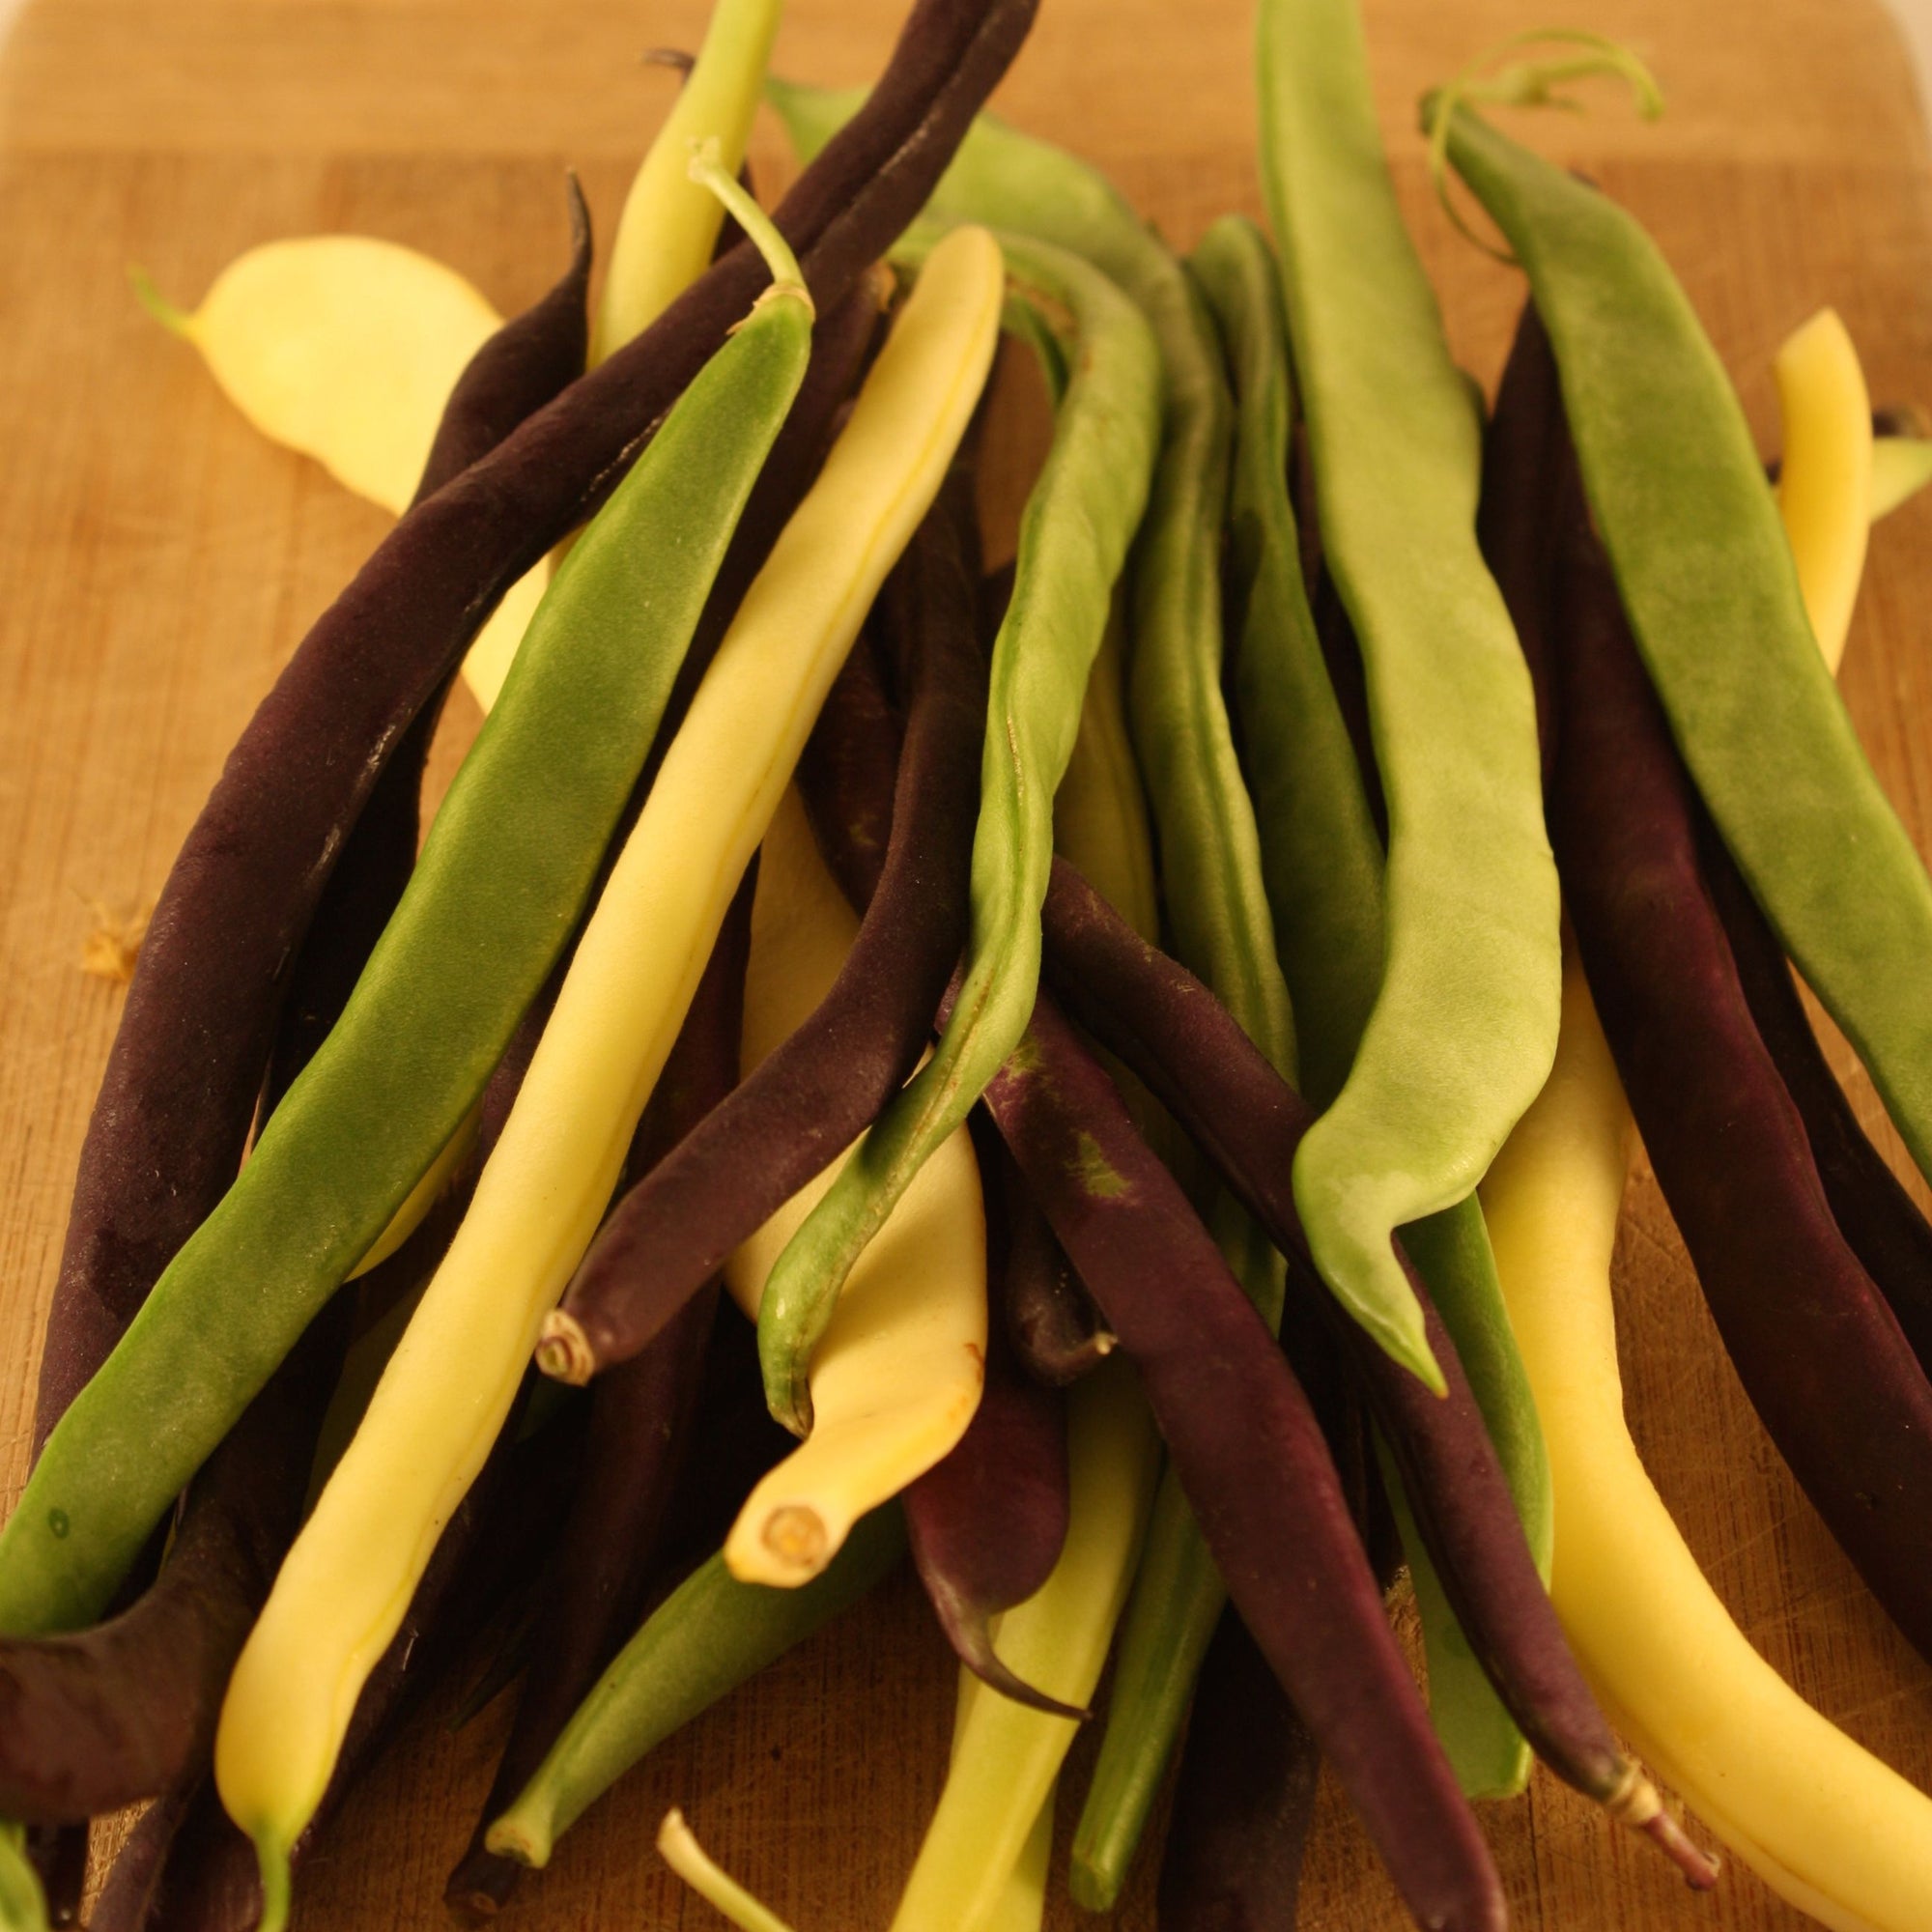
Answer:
[{"xmin": 4, "ymin": 0, "xmax": 1932, "ymax": 1926}]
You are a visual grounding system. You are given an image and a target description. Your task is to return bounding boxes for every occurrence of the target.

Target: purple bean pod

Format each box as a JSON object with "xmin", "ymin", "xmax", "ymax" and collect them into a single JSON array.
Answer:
[
  {"xmin": 994, "ymin": 1133, "xmax": 1113, "ymax": 1386},
  {"xmin": 1544, "ymin": 458, "xmax": 1932, "ymax": 1667},
  {"xmin": 901, "ymin": 1276, "xmax": 1075, "ymax": 1717},
  {"xmin": 1155, "ymin": 1605, "xmax": 1319, "ymax": 1932},
  {"xmin": 34, "ymin": 192, "xmax": 594, "ymax": 1453},
  {"xmin": 1705, "ymin": 830, "xmax": 1932, "ymax": 1377},
  {"xmin": 29, "ymin": 0, "xmax": 1033, "ymax": 1471},
  {"xmin": 969, "ymin": 983, "xmax": 1504, "ymax": 1931},
  {"xmin": 1037, "ymin": 860, "xmax": 1713, "ymax": 1882},
  {"xmin": 547, "ymin": 461, "xmax": 984, "ymax": 1378}
]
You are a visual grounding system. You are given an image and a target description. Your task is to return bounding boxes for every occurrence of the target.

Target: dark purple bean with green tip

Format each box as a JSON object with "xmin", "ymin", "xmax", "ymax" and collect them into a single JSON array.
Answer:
[
  {"xmin": 1036, "ymin": 861, "xmax": 1715, "ymax": 1883},
  {"xmin": 969, "ymin": 994, "xmax": 1503, "ymax": 1932},
  {"xmin": 542, "ymin": 462, "xmax": 985, "ymax": 1380},
  {"xmin": 1156, "ymin": 1605, "xmax": 1319, "ymax": 1932},
  {"xmin": 19, "ymin": 0, "xmax": 1030, "ymax": 1536},
  {"xmin": 902, "ymin": 1294, "xmax": 1075, "ymax": 1717},
  {"xmin": 1704, "ymin": 833, "xmax": 1932, "ymax": 1378},
  {"xmin": 445, "ymin": 868, "xmax": 756, "ymax": 1921},
  {"xmin": 31, "ymin": 193, "xmax": 594, "ymax": 1463},
  {"xmin": 1544, "ymin": 462, "xmax": 1932, "ymax": 1669}
]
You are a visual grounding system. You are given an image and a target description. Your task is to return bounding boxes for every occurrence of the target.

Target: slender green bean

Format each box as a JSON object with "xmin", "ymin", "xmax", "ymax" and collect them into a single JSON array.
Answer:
[
  {"xmin": 486, "ymin": 1508, "xmax": 905, "ymax": 1868},
  {"xmin": 755, "ymin": 225, "xmax": 1160, "ymax": 1435},
  {"xmin": 885, "ymin": 532, "xmax": 1166, "ymax": 1929},
  {"xmin": 1434, "ymin": 64, "xmax": 1932, "ymax": 1203},
  {"xmin": 1191, "ymin": 213, "xmax": 1548, "ymax": 1800},
  {"xmin": 768, "ymin": 83, "xmax": 1296, "ymax": 1092},
  {"xmin": 1257, "ymin": 0, "xmax": 1561, "ymax": 1392},
  {"xmin": 0, "ymin": 178, "xmax": 813, "ymax": 1645},
  {"xmin": 768, "ymin": 86, "xmax": 1300, "ymax": 1899}
]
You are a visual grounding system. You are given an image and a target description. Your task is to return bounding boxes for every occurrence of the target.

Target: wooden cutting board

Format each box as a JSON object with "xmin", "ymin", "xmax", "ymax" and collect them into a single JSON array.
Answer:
[{"xmin": 3, "ymin": 0, "xmax": 1931, "ymax": 1925}]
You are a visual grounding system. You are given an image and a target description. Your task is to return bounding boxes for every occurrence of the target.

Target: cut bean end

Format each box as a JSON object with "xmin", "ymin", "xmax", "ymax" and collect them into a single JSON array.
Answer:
[
  {"xmin": 533, "ymin": 1311, "xmax": 596, "ymax": 1387},
  {"xmin": 755, "ymin": 1505, "xmax": 829, "ymax": 1578},
  {"xmin": 480, "ymin": 1808, "xmax": 551, "ymax": 1873}
]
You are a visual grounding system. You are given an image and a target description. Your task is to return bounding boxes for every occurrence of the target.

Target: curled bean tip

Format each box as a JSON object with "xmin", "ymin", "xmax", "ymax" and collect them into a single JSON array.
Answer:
[
  {"xmin": 533, "ymin": 1311, "xmax": 596, "ymax": 1386},
  {"xmin": 688, "ymin": 140, "xmax": 813, "ymax": 319},
  {"xmin": 760, "ymin": 1341, "xmax": 814, "ymax": 1440},
  {"xmin": 1421, "ymin": 30, "xmax": 1663, "ymax": 263},
  {"xmin": 947, "ymin": 1612, "xmax": 1094, "ymax": 1721}
]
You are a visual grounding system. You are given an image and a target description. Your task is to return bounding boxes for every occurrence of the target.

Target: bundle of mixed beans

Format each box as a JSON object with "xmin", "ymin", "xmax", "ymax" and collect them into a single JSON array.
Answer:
[{"xmin": 7, "ymin": 0, "xmax": 1932, "ymax": 1926}]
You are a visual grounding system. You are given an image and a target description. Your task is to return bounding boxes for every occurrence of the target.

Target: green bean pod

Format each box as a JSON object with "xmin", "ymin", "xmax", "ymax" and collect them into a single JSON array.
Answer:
[
  {"xmin": 1257, "ymin": 0, "xmax": 1561, "ymax": 1391},
  {"xmin": 483, "ymin": 1507, "xmax": 905, "ymax": 1870},
  {"xmin": 1191, "ymin": 213, "xmax": 1549, "ymax": 1802},
  {"xmin": 768, "ymin": 86, "xmax": 1296, "ymax": 1091},
  {"xmin": 768, "ymin": 98, "xmax": 1299, "ymax": 1882},
  {"xmin": 1435, "ymin": 82, "xmax": 1932, "ymax": 1205},
  {"xmin": 0, "ymin": 185, "xmax": 813, "ymax": 1646},
  {"xmin": 899, "ymin": 558, "xmax": 1165, "ymax": 1932},
  {"xmin": 755, "ymin": 224, "xmax": 1160, "ymax": 1434}
]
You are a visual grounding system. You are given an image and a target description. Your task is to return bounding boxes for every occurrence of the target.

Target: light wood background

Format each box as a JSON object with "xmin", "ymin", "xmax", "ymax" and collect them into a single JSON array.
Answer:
[{"xmin": 4, "ymin": 0, "xmax": 1932, "ymax": 1926}]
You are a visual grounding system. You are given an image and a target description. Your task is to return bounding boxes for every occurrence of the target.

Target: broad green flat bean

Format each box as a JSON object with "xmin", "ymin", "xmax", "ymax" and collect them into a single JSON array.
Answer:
[
  {"xmin": 1258, "ymin": 0, "xmax": 1561, "ymax": 1391},
  {"xmin": 0, "ymin": 173, "xmax": 811, "ymax": 1646},
  {"xmin": 1438, "ymin": 80, "xmax": 1932, "ymax": 1199},
  {"xmin": 1193, "ymin": 212, "xmax": 1549, "ymax": 1800}
]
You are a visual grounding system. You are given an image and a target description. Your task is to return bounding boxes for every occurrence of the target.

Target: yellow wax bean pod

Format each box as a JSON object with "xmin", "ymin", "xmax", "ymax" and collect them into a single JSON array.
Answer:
[
  {"xmin": 594, "ymin": 0, "xmax": 784, "ymax": 361},
  {"xmin": 136, "ymin": 239, "xmax": 499, "ymax": 512},
  {"xmin": 1871, "ymin": 434, "xmax": 1932, "ymax": 519},
  {"xmin": 1483, "ymin": 956, "xmax": 1932, "ymax": 1932},
  {"xmin": 948, "ymin": 1673, "xmax": 1056, "ymax": 1932},
  {"xmin": 213, "ymin": 221, "xmax": 1002, "ymax": 1922},
  {"xmin": 723, "ymin": 788, "xmax": 986, "ymax": 1586},
  {"xmin": 890, "ymin": 1359, "xmax": 1159, "ymax": 1932},
  {"xmin": 136, "ymin": 237, "xmax": 547, "ymax": 710},
  {"xmin": 1482, "ymin": 316, "xmax": 1932, "ymax": 1932},
  {"xmin": 1774, "ymin": 308, "xmax": 1871, "ymax": 672},
  {"xmin": 1051, "ymin": 603, "xmax": 1159, "ymax": 949}
]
